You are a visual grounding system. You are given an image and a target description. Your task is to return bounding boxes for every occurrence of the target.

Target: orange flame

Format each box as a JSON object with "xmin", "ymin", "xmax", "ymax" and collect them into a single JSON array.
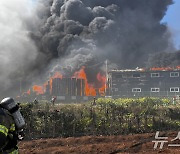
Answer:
[
  {"xmin": 176, "ymin": 66, "xmax": 180, "ymax": 69},
  {"xmin": 21, "ymin": 89, "xmax": 31, "ymax": 97},
  {"xmin": 33, "ymin": 85, "xmax": 44, "ymax": 95},
  {"xmin": 150, "ymin": 65, "xmax": 180, "ymax": 71},
  {"xmin": 73, "ymin": 67, "xmax": 96, "ymax": 96},
  {"xmin": 73, "ymin": 67, "xmax": 106, "ymax": 96},
  {"xmin": 28, "ymin": 68, "xmax": 106, "ymax": 96},
  {"xmin": 27, "ymin": 89, "xmax": 31, "ymax": 95},
  {"xmin": 150, "ymin": 67, "xmax": 172, "ymax": 71},
  {"xmin": 97, "ymin": 72, "xmax": 106, "ymax": 96},
  {"xmin": 52, "ymin": 72, "xmax": 63, "ymax": 79},
  {"xmin": 43, "ymin": 72, "xmax": 63, "ymax": 94}
]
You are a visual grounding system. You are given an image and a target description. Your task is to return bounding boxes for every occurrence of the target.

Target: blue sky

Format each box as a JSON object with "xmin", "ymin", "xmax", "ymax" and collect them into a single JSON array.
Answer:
[{"xmin": 162, "ymin": 0, "xmax": 180, "ymax": 50}]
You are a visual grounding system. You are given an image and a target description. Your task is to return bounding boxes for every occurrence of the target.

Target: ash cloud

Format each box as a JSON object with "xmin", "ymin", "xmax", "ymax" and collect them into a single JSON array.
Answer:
[
  {"xmin": 147, "ymin": 50, "xmax": 180, "ymax": 67},
  {"xmin": 0, "ymin": 0, "xmax": 176, "ymax": 97},
  {"xmin": 31, "ymin": 0, "xmax": 174, "ymax": 87}
]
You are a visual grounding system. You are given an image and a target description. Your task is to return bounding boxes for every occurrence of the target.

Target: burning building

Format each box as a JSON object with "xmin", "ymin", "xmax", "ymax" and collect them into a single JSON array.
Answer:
[
  {"xmin": 107, "ymin": 67, "xmax": 180, "ymax": 98},
  {"xmin": 0, "ymin": 0, "xmax": 176, "ymax": 99},
  {"xmin": 30, "ymin": 67, "xmax": 106, "ymax": 101},
  {"xmin": 50, "ymin": 77, "xmax": 85, "ymax": 100}
]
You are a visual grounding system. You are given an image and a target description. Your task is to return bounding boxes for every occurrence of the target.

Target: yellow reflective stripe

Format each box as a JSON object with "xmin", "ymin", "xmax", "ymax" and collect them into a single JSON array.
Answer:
[
  {"xmin": 5, "ymin": 149, "xmax": 19, "ymax": 154},
  {"xmin": 10, "ymin": 149, "xmax": 19, "ymax": 154},
  {"xmin": 0, "ymin": 124, "xmax": 8, "ymax": 136},
  {"xmin": 10, "ymin": 123, "xmax": 15, "ymax": 132}
]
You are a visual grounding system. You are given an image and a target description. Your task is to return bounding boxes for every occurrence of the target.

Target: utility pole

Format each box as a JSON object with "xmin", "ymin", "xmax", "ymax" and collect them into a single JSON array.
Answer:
[{"xmin": 105, "ymin": 60, "xmax": 108, "ymax": 95}]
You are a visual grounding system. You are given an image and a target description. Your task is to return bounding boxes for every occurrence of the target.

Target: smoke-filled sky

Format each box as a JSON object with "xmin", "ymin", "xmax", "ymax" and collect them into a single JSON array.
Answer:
[
  {"xmin": 31, "ymin": 0, "xmax": 180, "ymax": 49},
  {"xmin": 29, "ymin": 0, "xmax": 175, "ymax": 76},
  {"xmin": 0, "ymin": 0, "xmax": 179, "ymax": 98},
  {"xmin": 0, "ymin": 0, "xmax": 38, "ymax": 98}
]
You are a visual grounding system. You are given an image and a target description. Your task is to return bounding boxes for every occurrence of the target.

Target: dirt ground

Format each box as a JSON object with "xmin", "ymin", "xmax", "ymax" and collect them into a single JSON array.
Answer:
[{"xmin": 19, "ymin": 132, "xmax": 180, "ymax": 154}]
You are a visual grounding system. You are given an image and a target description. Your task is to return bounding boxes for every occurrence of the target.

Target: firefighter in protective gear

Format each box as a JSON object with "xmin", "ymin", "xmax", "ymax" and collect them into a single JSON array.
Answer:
[{"xmin": 0, "ymin": 97, "xmax": 25, "ymax": 154}]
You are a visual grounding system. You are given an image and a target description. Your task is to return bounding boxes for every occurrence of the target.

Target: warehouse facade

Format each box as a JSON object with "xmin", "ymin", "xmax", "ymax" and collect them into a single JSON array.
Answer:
[
  {"xmin": 45, "ymin": 77, "xmax": 88, "ymax": 101},
  {"xmin": 107, "ymin": 67, "xmax": 180, "ymax": 98}
]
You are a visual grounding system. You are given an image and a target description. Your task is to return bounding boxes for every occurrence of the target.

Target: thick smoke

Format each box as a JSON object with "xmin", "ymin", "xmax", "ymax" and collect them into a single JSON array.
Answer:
[
  {"xmin": 0, "ymin": 0, "xmax": 38, "ymax": 98},
  {"xmin": 30, "ymin": 0, "xmax": 174, "ymax": 88},
  {"xmin": 0, "ymin": 0, "xmax": 176, "ymax": 97},
  {"xmin": 148, "ymin": 50, "xmax": 180, "ymax": 67}
]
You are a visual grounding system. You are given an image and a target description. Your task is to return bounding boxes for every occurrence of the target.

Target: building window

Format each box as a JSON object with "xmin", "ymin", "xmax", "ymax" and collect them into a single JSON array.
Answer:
[
  {"xmin": 170, "ymin": 87, "xmax": 179, "ymax": 92},
  {"xmin": 141, "ymin": 74, "xmax": 146, "ymax": 77},
  {"xmin": 151, "ymin": 88, "xmax": 160, "ymax": 92},
  {"xmin": 132, "ymin": 88, "xmax": 141, "ymax": 92},
  {"xmin": 151, "ymin": 73, "xmax": 160, "ymax": 77},
  {"xmin": 133, "ymin": 73, "xmax": 141, "ymax": 78},
  {"xmin": 115, "ymin": 74, "xmax": 122, "ymax": 78},
  {"xmin": 170, "ymin": 72, "xmax": 179, "ymax": 77},
  {"xmin": 115, "ymin": 88, "xmax": 118, "ymax": 92},
  {"xmin": 122, "ymin": 74, "xmax": 132, "ymax": 78}
]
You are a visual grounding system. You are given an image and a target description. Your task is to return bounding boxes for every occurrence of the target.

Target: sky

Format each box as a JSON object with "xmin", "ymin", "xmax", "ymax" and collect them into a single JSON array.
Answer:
[{"xmin": 162, "ymin": 0, "xmax": 180, "ymax": 50}]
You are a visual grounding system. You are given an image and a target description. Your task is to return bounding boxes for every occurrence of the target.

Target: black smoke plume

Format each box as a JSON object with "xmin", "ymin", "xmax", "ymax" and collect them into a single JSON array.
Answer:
[
  {"xmin": 30, "ymin": 0, "xmax": 174, "ymax": 87},
  {"xmin": 148, "ymin": 50, "xmax": 180, "ymax": 67},
  {"xmin": 0, "ymin": 0, "xmax": 176, "ymax": 97}
]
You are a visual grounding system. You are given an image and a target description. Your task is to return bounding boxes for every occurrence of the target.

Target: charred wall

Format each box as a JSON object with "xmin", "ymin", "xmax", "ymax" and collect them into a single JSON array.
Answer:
[{"xmin": 51, "ymin": 77, "xmax": 85, "ymax": 97}]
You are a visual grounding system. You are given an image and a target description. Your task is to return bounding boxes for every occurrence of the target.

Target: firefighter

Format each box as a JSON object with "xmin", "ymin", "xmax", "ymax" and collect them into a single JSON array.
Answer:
[
  {"xmin": 51, "ymin": 96, "xmax": 56, "ymax": 106},
  {"xmin": 0, "ymin": 97, "xmax": 25, "ymax": 154}
]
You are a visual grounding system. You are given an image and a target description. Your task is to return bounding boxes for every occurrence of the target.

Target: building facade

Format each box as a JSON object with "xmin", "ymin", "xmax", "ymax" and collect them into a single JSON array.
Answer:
[
  {"xmin": 107, "ymin": 68, "xmax": 180, "ymax": 98},
  {"xmin": 50, "ymin": 77, "xmax": 87, "ymax": 101}
]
